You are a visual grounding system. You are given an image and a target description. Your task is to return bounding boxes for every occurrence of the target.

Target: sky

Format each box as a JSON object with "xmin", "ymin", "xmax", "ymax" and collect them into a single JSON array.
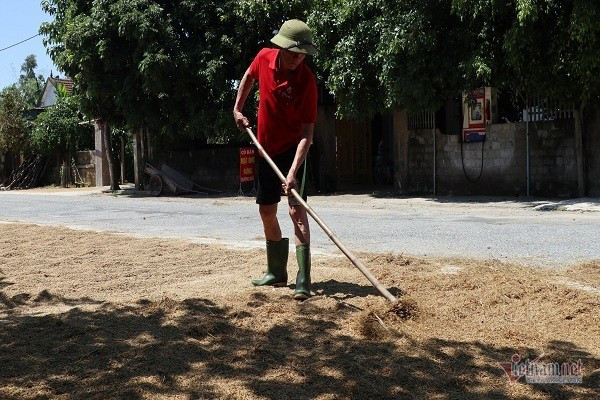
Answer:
[{"xmin": 0, "ymin": 1, "xmax": 59, "ymax": 89}]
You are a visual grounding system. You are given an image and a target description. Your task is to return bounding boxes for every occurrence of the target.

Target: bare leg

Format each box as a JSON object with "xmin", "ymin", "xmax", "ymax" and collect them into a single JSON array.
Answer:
[
  {"xmin": 259, "ymin": 204, "xmax": 282, "ymax": 241},
  {"xmin": 289, "ymin": 205, "xmax": 310, "ymax": 245}
]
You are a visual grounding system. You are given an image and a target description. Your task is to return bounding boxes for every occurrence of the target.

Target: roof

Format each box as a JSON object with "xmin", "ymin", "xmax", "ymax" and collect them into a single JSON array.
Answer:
[
  {"xmin": 51, "ymin": 77, "xmax": 74, "ymax": 93},
  {"xmin": 37, "ymin": 76, "xmax": 75, "ymax": 108}
]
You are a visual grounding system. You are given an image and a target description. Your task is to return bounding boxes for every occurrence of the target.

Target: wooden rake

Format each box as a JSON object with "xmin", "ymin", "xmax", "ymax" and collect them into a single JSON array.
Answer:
[{"xmin": 246, "ymin": 127, "xmax": 398, "ymax": 305}]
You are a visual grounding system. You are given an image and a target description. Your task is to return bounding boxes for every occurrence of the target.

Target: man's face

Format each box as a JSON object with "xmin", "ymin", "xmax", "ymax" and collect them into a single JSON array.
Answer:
[{"xmin": 280, "ymin": 49, "xmax": 306, "ymax": 71}]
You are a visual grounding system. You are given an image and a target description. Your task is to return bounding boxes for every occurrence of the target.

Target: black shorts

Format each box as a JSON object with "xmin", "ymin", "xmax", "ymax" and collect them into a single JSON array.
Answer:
[{"xmin": 256, "ymin": 146, "xmax": 308, "ymax": 206}]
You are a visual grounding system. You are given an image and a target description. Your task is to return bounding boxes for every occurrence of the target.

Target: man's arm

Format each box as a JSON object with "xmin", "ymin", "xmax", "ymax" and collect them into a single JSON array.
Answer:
[
  {"xmin": 284, "ymin": 123, "xmax": 314, "ymax": 195},
  {"xmin": 233, "ymin": 67, "xmax": 256, "ymax": 130}
]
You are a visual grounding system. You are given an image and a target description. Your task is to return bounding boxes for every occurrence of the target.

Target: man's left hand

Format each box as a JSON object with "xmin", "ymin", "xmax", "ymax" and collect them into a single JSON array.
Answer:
[{"xmin": 283, "ymin": 172, "xmax": 298, "ymax": 196}]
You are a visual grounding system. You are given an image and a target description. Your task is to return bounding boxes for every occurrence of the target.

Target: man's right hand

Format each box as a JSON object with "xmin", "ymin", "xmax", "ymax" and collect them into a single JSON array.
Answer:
[{"xmin": 233, "ymin": 110, "xmax": 250, "ymax": 131}]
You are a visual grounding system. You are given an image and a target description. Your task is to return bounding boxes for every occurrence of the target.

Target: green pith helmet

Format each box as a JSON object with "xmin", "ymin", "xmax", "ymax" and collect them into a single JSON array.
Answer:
[{"xmin": 271, "ymin": 19, "xmax": 317, "ymax": 55}]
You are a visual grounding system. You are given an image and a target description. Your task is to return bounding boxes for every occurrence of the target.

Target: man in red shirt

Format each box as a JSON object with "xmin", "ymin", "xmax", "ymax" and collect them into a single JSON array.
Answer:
[{"xmin": 233, "ymin": 19, "xmax": 318, "ymax": 300}]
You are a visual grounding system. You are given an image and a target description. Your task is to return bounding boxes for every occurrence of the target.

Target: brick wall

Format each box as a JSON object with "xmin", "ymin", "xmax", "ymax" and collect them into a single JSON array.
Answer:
[
  {"xmin": 529, "ymin": 120, "xmax": 577, "ymax": 197},
  {"xmin": 407, "ymin": 129, "xmax": 435, "ymax": 193},
  {"xmin": 404, "ymin": 120, "xmax": 578, "ymax": 197},
  {"xmin": 436, "ymin": 123, "xmax": 528, "ymax": 196}
]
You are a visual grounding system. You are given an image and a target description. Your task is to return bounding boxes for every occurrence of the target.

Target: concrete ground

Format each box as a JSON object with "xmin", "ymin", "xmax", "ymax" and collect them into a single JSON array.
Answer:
[{"xmin": 0, "ymin": 185, "xmax": 599, "ymax": 267}]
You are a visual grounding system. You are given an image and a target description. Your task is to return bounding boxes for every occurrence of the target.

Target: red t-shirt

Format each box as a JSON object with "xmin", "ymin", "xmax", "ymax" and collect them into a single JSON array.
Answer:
[{"xmin": 248, "ymin": 48, "xmax": 318, "ymax": 156}]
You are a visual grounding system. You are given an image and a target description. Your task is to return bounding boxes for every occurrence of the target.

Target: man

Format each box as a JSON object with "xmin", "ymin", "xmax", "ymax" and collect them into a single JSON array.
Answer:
[{"xmin": 233, "ymin": 19, "xmax": 318, "ymax": 300}]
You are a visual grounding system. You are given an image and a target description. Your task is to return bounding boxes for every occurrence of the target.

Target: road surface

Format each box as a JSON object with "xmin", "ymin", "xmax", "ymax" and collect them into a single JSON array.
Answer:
[{"xmin": 1, "ymin": 189, "xmax": 598, "ymax": 267}]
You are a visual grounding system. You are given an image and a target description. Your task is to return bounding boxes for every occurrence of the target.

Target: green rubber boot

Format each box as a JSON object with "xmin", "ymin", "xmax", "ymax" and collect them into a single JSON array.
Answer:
[
  {"xmin": 252, "ymin": 238, "xmax": 289, "ymax": 287},
  {"xmin": 294, "ymin": 244, "xmax": 311, "ymax": 300}
]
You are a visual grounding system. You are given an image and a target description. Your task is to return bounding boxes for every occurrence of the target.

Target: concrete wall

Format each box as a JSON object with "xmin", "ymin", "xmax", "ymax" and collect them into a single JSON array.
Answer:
[
  {"xmin": 151, "ymin": 146, "xmax": 243, "ymax": 193},
  {"xmin": 529, "ymin": 120, "xmax": 578, "ymax": 197},
  {"xmin": 2, "ymin": 150, "xmax": 99, "ymax": 188},
  {"xmin": 407, "ymin": 128, "xmax": 436, "ymax": 193},
  {"xmin": 403, "ymin": 120, "xmax": 578, "ymax": 197}
]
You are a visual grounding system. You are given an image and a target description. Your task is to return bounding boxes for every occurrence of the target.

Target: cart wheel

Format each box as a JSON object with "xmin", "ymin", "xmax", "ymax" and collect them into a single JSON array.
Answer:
[{"xmin": 149, "ymin": 175, "xmax": 163, "ymax": 196}]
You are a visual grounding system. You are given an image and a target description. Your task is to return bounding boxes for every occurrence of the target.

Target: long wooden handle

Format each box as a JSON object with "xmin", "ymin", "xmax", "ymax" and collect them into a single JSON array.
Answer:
[{"xmin": 246, "ymin": 128, "xmax": 398, "ymax": 305}]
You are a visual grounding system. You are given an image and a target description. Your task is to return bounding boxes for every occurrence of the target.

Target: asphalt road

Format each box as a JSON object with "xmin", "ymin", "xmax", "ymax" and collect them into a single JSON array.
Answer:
[{"xmin": 1, "ymin": 189, "xmax": 598, "ymax": 267}]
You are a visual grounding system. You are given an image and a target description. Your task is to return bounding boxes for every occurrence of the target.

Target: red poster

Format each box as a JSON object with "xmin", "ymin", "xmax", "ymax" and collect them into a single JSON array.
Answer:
[{"xmin": 239, "ymin": 147, "xmax": 256, "ymax": 183}]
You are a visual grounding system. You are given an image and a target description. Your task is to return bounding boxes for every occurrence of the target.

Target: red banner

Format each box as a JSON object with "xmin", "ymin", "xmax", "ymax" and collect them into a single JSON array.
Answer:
[{"xmin": 239, "ymin": 147, "xmax": 256, "ymax": 183}]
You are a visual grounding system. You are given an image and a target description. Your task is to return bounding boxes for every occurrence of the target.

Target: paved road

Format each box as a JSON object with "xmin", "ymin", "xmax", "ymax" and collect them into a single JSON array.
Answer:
[{"xmin": 1, "ymin": 189, "xmax": 598, "ymax": 267}]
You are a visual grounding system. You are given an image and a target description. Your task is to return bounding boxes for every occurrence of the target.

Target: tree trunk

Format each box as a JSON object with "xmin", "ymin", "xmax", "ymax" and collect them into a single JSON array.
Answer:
[
  {"xmin": 133, "ymin": 129, "xmax": 144, "ymax": 190},
  {"xmin": 120, "ymin": 136, "xmax": 125, "ymax": 184},
  {"xmin": 145, "ymin": 127, "xmax": 153, "ymax": 160},
  {"xmin": 574, "ymin": 102, "xmax": 586, "ymax": 197},
  {"xmin": 60, "ymin": 159, "xmax": 68, "ymax": 188},
  {"xmin": 55, "ymin": 150, "xmax": 60, "ymax": 185},
  {"xmin": 100, "ymin": 121, "xmax": 120, "ymax": 191},
  {"xmin": 9, "ymin": 151, "xmax": 16, "ymax": 175}
]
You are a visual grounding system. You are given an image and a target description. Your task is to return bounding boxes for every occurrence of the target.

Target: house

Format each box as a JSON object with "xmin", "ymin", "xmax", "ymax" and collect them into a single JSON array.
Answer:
[
  {"xmin": 22, "ymin": 74, "xmax": 75, "ymax": 121},
  {"xmin": 37, "ymin": 73, "xmax": 74, "ymax": 108}
]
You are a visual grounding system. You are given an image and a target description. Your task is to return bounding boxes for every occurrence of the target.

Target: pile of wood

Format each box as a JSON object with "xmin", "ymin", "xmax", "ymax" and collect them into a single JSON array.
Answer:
[{"xmin": 0, "ymin": 156, "xmax": 48, "ymax": 190}]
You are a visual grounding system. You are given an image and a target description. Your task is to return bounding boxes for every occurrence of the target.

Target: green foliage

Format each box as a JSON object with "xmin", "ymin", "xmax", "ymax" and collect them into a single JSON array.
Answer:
[
  {"xmin": 0, "ymin": 86, "xmax": 32, "ymax": 154},
  {"xmin": 40, "ymin": 0, "xmax": 600, "ymax": 134},
  {"xmin": 309, "ymin": 1, "xmax": 476, "ymax": 117},
  {"xmin": 40, "ymin": 0, "xmax": 317, "ymax": 144},
  {"xmin": 18, "ymin": 55, "xmax": 45, "ymax": 108},
  {"xmin": 453, "ymin": 0, "xmax": 600, "ymax": 105},
  {"xmin": 310, "ymin": 0, "xmax": 600, "ymax": 117},
  {"xmin": 234, "ymin": 0, "xmax": 311, "ymax": 65},
  {"xmin": 32, "ymin": 94, "xmax": 91, "ymax": 156},
  {"xmin": 41, "ymin": 0, "xmax": 240, "ymax": 144},
  {"xmin": 0, "ymin": 54, "xmax": 46, "ymax": 156}
]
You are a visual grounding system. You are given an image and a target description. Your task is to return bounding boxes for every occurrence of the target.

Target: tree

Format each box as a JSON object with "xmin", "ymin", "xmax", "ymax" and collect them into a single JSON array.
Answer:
[
  {"xmin": 40, "ymin": 1, "xmax": 600, "ymax": 179},
  {"xmin": 40, "ymin": 0, "xmax": 316, "ymax": 145},
  {"xmin": 0, "ymin": 86, "xmax": 31, "ymax": 164},
  {"xmin": 18, "ymin": 55, "xmax": 45, "ymax": 108},
  {"xmin": 32, "ymin": 88, "xmax": 90, "ymax": 156},
  {"xmin": 448, "ymin": 0, "xmax": 598, "ymax": 100},
  {"xmin": 41, "ymin": 0, "xmax": 231, "ymax": 139},
  {"xmin": 41, "ymin": 0, "xmax": 244, "ymax": 189},
  {"xmin": 0, "ymin": 55, "xmax": 46, "ymax": 176},
  {"xmin": 307, "ymin": 0, "xmax": 475, "ymax": 118},
  {"xmin": 32, "ymin": 87, "xmax": 92, "ymax": 187}
]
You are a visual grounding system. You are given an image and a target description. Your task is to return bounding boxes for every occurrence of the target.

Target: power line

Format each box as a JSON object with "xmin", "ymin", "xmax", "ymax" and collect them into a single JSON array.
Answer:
[{"xmin": 0, "ymin": 34, "xmax": 42, "ymax": 53}]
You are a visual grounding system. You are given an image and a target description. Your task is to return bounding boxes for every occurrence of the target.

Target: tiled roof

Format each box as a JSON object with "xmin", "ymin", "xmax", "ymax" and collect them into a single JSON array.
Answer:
[
  {"xmin": 37, "ymin": 76, "xmax": 76, "ymax": 107},
  {"xmin": 51, "ymin": 77, "xmax": 74, "ymax": 93}
]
